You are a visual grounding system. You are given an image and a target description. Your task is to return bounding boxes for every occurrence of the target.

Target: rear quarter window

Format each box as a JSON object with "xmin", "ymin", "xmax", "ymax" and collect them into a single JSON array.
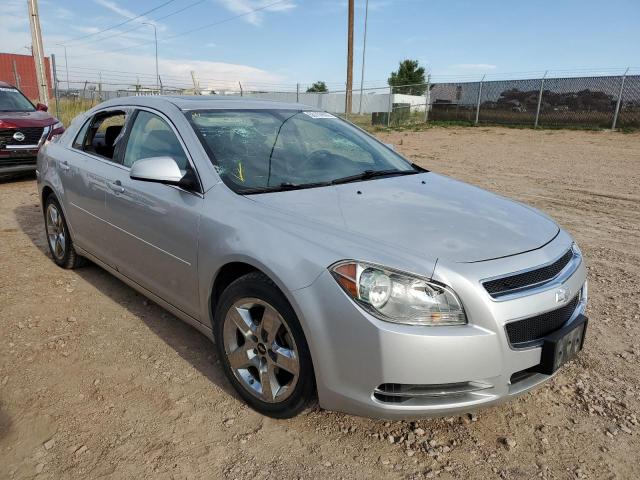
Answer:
[{"xmin": 72, "ymin": 118, "xmax": 91, "ymax": 149}]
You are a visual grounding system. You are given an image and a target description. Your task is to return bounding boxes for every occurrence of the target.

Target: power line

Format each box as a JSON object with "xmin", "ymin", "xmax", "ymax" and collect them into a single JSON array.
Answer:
[
  {"xmin": 61, "ymin": 0, "xmax": 177, "ymax": 45},
  {"xmin": 66, "ymin": 0, "xmax": 294, "ymax": 58},
  {"xmin": 57, "ymin": 64, "xmax": 300, "ymax": 87},
  {"xmin": 59, "ymin": 0, "xmax": 208, "ymax": 49}
]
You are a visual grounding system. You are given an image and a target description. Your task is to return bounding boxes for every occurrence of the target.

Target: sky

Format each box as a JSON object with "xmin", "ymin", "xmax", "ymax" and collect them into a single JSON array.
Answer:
[{"xmin": 1, "ymin": 0, "xmax": 639, "ymax": 92}]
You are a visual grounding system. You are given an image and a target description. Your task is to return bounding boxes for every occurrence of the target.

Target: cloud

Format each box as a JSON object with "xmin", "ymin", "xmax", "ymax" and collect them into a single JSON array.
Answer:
[
  {"xmin": 93, "ymin": 0, "xmax": 138, "ymax": 20},
  {"xmin": 92, "ymin": 0, "xmax": 167, "ymax": 31},
  {"xmin": 452, "ymin": 63, "xmax": 497, "ymax": 71},
  {"xmin": 365, "ymin": 1, "xmax": 392, "ymax": 11},
  {"xmin": 0, "ymin": 0, "xmax": 287, "ymax": 94},
  {"xmin": 214, "ymin": 0, "xmax": 296, "ymax": 26},
  {"xmin": 164, "ymin": 58, "xmax": 284, "ymax": 90},
  {"xmin": 72, "ymin": 26, "xmax": 102, "ymax": 35}
]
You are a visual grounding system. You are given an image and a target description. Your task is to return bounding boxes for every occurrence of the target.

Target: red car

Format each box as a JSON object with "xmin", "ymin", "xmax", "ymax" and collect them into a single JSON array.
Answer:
[{"xmin": 0, "ymin": 81, "xmax": 64, "ymax": 176}]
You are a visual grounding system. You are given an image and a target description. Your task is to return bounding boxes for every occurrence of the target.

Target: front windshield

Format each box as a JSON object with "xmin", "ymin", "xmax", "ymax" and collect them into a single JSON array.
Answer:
[
  {"xmin": 187, "ymin": 109, "xmax": 416, "ymax": 192},
  {"xmin": 0, "ymin": 87, "xmax": 35, "ymax": 112}
]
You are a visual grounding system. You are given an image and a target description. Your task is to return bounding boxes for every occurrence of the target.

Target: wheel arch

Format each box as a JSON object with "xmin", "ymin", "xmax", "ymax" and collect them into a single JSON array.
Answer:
[
  {"xmin": 209, "ymin": 261, "xmax": 262, "ymax": 315},
  {"xmin": 207, "ymin": 260, "xmax": 317, "ymax": 353},
  {"xmin": 41, "ymin": 185, "xmax": 55, "ymax": 212},
  {"xmin": 40, "ymin": 182, "xmax": 76, "ymax": 241}
]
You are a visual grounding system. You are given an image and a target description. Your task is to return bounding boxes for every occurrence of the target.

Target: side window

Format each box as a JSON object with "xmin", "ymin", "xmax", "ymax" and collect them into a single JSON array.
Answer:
[
  {"xmin": 72, "ymin": 117, "xmax": 91, "ymax": 149},
  {"xmin": 123, "ymin": 111, "xmax": 189, "ymax": 170},
  {"xmin": 82, "ymin": 111, "xmax": 127, "ymax": 161}
]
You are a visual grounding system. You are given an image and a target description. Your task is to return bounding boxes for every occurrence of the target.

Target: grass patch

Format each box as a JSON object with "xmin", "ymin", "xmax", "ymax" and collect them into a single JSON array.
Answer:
[{"xmin": 50, "ymin": 98, "xmax": 95, "ymax": 127}]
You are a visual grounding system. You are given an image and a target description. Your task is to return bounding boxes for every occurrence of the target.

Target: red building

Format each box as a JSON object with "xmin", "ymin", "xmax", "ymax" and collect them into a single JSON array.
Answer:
[{"xmin": 0, "ymin": 52, "xmax": 53, "ymax": 101}]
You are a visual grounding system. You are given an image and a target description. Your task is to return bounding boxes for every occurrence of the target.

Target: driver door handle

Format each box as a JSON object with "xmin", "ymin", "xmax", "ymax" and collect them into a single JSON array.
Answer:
[
  {"xmin": 59, "ymin": 160, "xmax": 70, "ymax": 171},
  {"xmin": 107, "ymin": 180, "xmax": 125, "ymax": 194}
]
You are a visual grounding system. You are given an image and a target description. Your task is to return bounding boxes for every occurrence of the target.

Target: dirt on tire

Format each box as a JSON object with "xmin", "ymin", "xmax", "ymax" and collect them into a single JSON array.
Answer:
[{"xmin": 1, "ymin": 126, "xmax": 639, "ymax": 479}]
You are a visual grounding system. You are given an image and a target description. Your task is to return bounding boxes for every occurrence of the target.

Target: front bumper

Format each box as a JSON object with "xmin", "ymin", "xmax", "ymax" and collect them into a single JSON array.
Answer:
[
  {"xmin": 292, "ymin": 233, "xmax": 587, "ymax": 419},
  {"xmin": 0, "ymin": 151, "xmax": 38, "ymax": 174}
]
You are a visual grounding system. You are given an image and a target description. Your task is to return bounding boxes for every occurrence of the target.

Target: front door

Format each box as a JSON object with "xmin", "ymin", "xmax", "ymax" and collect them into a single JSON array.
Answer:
[{"xmin": 104, "ymin": 108, "xmax": 202, "ymax": 319}]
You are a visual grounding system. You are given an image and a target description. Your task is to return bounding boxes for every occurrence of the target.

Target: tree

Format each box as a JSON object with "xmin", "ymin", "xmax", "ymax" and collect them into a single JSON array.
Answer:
[
  {"xmin": 388, "ymin": 59, "xmax": 427, "ymax": 95},
  {"xmin": 306, "ymin": 81, "xmax": 328, "ymax": 93}
]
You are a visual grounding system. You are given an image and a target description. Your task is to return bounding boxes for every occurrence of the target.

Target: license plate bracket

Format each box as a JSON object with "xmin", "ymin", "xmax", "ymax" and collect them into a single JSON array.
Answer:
[{"xmin": 534, "ymin": 314, "xmax": 588, "ymax": 375}]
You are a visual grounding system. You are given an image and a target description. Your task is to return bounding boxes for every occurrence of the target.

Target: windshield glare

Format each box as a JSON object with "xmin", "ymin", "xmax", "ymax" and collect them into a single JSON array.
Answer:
[
  {"xmin": 0, "ymin": 87, "xmax": 35, "ymax": 112},
  {"xmin": 188, "ymin": 109, "xmax": 415, "ymax": 192}
]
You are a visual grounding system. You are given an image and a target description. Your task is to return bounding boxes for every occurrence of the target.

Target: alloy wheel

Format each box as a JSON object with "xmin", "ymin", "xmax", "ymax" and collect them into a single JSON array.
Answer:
[
  {"xmin": 46, "ymin": 203, "xmax": 66, "ymax": 260},
  {"xmin": 223, "ymin": 298, "xmax": 300, "ymax": 403}
]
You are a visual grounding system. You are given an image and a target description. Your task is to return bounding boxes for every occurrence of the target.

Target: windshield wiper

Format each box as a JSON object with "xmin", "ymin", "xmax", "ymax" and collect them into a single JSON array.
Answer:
[
  {"xmin": 330, "ymin": 168, "xmax": 419, "ymax": 185},
  {"xmin": 239, "ymin": 181, "xmax": 331, "ymax": 195}
]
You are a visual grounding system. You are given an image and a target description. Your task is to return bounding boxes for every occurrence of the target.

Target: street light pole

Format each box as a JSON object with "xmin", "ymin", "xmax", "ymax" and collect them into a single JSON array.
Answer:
[
  {"xmin": 143, "ymin": 22, "xmax": 159, "ymax": 92},
  {"xmin": 56, "ymin": 44, "xmax": 70, "ymax": 91}
]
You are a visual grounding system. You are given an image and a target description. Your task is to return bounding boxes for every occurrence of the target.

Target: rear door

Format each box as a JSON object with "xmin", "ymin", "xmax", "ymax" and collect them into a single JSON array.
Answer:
[
  {"xmin": 104, "ymin": 108, "xmax": 202, "ymax": 318},
  {"xmin": 57, "ymin": 109, "xmax": 129, "ymax": 263}
]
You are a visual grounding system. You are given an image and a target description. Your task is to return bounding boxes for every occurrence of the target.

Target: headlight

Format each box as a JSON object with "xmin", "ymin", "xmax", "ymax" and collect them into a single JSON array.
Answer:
[
  {"xmin": 47, "ymin": 122, "xmax": 65, "ymax": 143},
  {"xmin": 571, "ymin": 242, "xmax": 582, "ymax": 258},
  {"xmin": 330, "ymin": 261, "xmax": 467, "ymax": 326}
]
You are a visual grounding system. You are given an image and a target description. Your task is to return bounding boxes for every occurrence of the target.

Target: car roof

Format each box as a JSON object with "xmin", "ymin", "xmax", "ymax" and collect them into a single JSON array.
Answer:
[
  {"xmin": 0, "ymin": 80, "xmax": 15, "ymax": 88},
  {"xmin": 96, "ymin": 95, "xmax": 314, "ymax": 112}
]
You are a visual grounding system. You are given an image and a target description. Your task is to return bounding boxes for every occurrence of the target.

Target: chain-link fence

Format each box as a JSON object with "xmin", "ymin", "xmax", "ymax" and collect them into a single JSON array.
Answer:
[
  {"xmin": 425, "ymin": 74, "xmax": 639, "ymax": 129},
  {"xmin": 48, "ymin": 62, "xmax": 640, "ymax": 130}
]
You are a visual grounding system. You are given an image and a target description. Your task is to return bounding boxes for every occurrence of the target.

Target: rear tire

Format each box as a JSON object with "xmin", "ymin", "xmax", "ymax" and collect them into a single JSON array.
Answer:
[
  {"xmin": 213, "ymin": 272, "xmax": 316, "ymax": 418},
  {"xmin": 44, "ymin": 196, "xmax": 85, "ymax": 269}
]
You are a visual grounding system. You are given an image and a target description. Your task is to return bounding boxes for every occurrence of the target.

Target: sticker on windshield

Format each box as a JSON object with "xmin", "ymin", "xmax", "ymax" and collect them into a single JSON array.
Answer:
[
  {"xmin": 303, "ymin": 111, "xmax": 336, "ymax": 119},
  {"xmin": 0, "ymin": 87, "xmax": 18, "ymax": 92}
]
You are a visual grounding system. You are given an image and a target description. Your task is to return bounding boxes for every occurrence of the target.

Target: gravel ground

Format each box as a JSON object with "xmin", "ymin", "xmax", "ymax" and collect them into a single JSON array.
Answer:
[{"xmin": 1, "ymin": 126, "xmax": 639, "ymax": 479}]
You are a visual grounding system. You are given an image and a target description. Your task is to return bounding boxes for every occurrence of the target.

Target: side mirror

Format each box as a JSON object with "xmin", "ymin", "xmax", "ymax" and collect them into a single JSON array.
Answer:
[
  {"xmin": 384, "ymin": 143, "xmax": 395, "ymax": 151},
  {"xmin": 130, "ymin": 156, "xmax": 184, "ymax": 185},
  {"xmin": 36, "ymin": 103, "xmax": 48, "ymax": 112}
]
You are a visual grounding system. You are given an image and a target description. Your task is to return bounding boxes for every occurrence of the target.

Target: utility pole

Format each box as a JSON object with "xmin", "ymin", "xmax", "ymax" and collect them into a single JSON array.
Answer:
[
  {"xmin": 358, "ymin": 0, "xmax": 369, "ymax": 115},
  {"xmin": 28, "ymin": 0, "xmax": 49, "ymax": 105},
  {"xmin": 345, "ymin": 0, "xmax": 354, "ymax": 115}
]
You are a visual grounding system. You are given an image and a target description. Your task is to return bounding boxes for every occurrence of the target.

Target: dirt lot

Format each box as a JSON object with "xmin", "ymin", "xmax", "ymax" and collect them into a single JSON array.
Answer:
[{"xmin": 1, "ymin": 127, "xmax": 639, "ymax": 479}]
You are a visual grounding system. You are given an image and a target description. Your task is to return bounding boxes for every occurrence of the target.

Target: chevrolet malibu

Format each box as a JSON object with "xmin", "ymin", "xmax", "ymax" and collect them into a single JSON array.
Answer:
[{"xmin": 37, "ymin": 96, "xmax": 588, "ymax": 419}]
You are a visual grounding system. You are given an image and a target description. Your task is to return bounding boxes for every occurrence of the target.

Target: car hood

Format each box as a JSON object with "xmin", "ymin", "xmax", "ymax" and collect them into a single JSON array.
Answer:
[
  {"xmin": 0, "ymin": 110, "xmax": 56, "ymax": 127},
  {"xmin": 247, "ymin": 172, "xmax": 559, "ymax": 263}
]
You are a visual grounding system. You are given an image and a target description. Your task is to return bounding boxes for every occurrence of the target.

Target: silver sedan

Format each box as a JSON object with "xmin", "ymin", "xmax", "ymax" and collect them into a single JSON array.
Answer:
[{"xmin": 37, "ymin": 96, "xmax": 588, "ymax": 418}]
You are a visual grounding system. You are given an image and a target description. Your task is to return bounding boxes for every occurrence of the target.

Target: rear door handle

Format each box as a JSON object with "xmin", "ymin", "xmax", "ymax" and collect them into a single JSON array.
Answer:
[
  {"xmin": 107, "ymin": 180, "xmax": 125, "ymax": 194},
  {"xmin": 59, "ymin": 160, "xmax": 70, "ymax": 171}
]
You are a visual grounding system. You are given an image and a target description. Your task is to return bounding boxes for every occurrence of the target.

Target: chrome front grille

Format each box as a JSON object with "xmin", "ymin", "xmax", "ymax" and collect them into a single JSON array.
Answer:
[
  {"xmin": 483, "ymin": 248, "xmax": 574, "ymax": 298},
  {"xmin": 0, "ymin": 127, "xmax": 45, "ymax": 149}
]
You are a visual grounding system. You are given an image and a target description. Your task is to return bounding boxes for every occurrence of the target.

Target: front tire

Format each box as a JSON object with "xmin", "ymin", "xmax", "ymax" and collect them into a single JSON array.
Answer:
[
  {"xmin": 213, "ymin": 272, "xmax": 315, "ymax": 418},
  {"xmin": 44, "ymin": 196, "xmax": 84, "ymax": 269}
]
